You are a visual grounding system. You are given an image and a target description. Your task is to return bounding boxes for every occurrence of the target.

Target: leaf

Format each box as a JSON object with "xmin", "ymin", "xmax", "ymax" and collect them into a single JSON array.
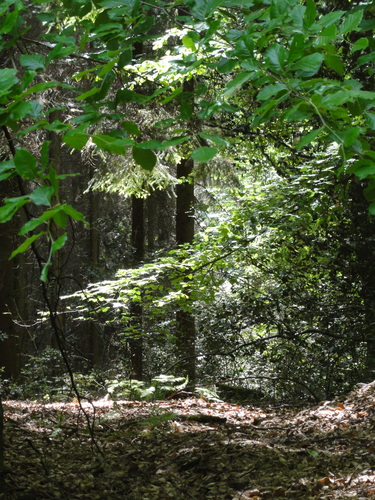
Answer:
[
  {"xmin": 29, "ymin": 186, "xmax": 55, "ymax": 206},
  {"xmin": 14, "ymin": 149, "xmax": 38, "ymax": 179},
  {"xmin": 264, "ymin": 44, "xmax": 288, "ymax": 73},
  {"xmin": 92, "ymin": 135, "xmax": 134, "ymax": 154},
  {"xmin": 303, "ymin": 0, "xmax": 317, "ymax": 30},
  {"xmin": 10, "ymin": 101, "xmax": 43, "ymax": 120},
  {"xmin": 51, "ymin": 233, "xmax": 68, "ymax": 253},
  {"xmin": 351, "ymin": 37, "xmax": 369, "ymax": 53},
  {"xmin": 257, "ymin": 83, "xmax": 289, "ymax": 101},
  {"xmin": 348, "ymin": 160, "xmax": 375, "ymax": 180},
  {"xmin": 191, "ymin": 147, "xmax": 218, "ymax": 162},
  {"xmin": 75, "ymin": 87, "xmax": 101, "ymax": 101},
  {"xmin": 222, "ymin": 72, "xmax": 253, "ymax": 96},
  {"xmin": 182, "ymin": 35, "xmax": 196, "ymax": 51},
  {"xmin": 19, "ymin": 54, "xmax": 46, "ymax": 71},
  {"xmin": 365, "ymin": 112, "xmax": 375, "ymax": 130},
  {"xmin": 40, "ymin": 260, "xmax": 51, "ymax": 282},
  {"xmin": 314, "ymin": 25, "xmax": 337, "ymax": 48},
  {"xmin": 198, "ymin": 133, "xmax": 230, "ymax": 147},
  {"xmin": 46, "ymin": 43, "xmax": 76, "ymax": 63},
  {"xmin": 63, "ymin": 131, "xmax": 89, "ymax": 150},
  {"xmin": 62, "ymin": 204, "xmax": 88, "ymax": 225},
  {"xmin": 132, "ymin": 147, "xmax": 157, "ymax": 171},
  {"xmin": 340, "ymin": 9, "xmax": 363, "ymax": 34},
  {"xmin": 122, "ymin": 120, "xmax": 141, "ymax": 136},
  {"xmin": 9, "ymin": 232, "xmax": 45, "ymax": 260},
  {"xmin": 295, "ymin": 128, "xmax": 323, "ymax": 150},
  {"xmin": 289, "ymin": 34, "xmax": 305, "ymax": 62},
  {"xmin": 191, "ymin": 0, "xmax": 222, "ymax": 20},
  {"xmin": 118, "ymin": 49, "xmax": 132, "ymax": 69},
  {"xmin": 180, "ymin": 101, "xmax": 193, "ymax": 120},
  {"xmin": 0, "ymin": 199, "xmax": 29, "ymax": 224},
  {"xmin": 216, "ymin": 58, "xmax": 237, "ymax": 74},
  {"xmin": 324, "ymin": 54, "xmax": 344, "ymax": 76},
  {"xmin": 292, "ymin": 53, "xmax": 324, "ymax": 77},
  {"xmin": 0, "ymin": 68, "xmax": 18, "ymax": 96}
]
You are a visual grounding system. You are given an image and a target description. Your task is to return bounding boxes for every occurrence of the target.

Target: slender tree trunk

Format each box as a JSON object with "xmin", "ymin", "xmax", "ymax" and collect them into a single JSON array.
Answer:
[
  {"xmin": 129, "ymin": 195, "xmax": 144, "ymax": 380},
  {"xmin": 0, "ymin": 178, "xmax": 17, "ymax": 379},
  {"xmin": 89, "ymin": 164, "xmax": 100, "ymax": 365},
  {"xmin": 348, "ymin": 181, "xmax": 375, "ymax": 382},
  {"xmin": 175, "ymin": 148, "xmax": 196, "ymax": 381},
  {"xmin": 0, "ymin": 397, "xmax": 3, "ymax": 493}
]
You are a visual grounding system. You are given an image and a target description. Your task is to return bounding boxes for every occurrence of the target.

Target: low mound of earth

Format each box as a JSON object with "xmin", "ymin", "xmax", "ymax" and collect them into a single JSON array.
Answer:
[{"xmin": 2, "ymin": 382, "xmax": 375, "ymax": 499}]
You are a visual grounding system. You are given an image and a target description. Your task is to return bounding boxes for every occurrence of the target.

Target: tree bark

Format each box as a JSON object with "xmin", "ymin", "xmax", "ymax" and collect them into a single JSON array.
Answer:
[
  {"xmin": 129, "ymin": 195, "xmax": 144, "ymax": 380},
  {"xmin": 175, "ymin": 151, "xmax": 196, "ymax": 381}
]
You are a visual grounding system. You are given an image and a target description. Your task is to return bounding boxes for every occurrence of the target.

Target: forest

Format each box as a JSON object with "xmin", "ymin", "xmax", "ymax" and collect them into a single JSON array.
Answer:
[{"xmin": 0, "ymin": 0, "xmax": 375, "ymax": 497}]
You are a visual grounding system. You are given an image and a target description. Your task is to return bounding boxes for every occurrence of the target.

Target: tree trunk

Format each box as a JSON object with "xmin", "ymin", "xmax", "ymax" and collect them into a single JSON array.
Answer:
[
  {"xmin": 129, "ymin": 195, "xmax": 144, "ymax": 380},
  {"xmin": 0, "ymin": 397, "xmax": 3, "ymax": 493},
  {"xmin": 175, "ymin": 151, "xmax": 196, "ymax": 381},
  {"xmin": 0, "ymin": 179, "xmax": 17, "ymax": 379}
]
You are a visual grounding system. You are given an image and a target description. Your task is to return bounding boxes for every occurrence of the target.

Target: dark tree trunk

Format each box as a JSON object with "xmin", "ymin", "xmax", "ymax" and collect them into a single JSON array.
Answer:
[
  {"xmin": 129, "ymin": 195, "xmax": 144, "ymax": 380},
  {"xmin": 89, "ymin": 164, "xmax": 100, "ymax": 365},
  {"xmin": 0, "ymin": 178, "xmax": 17, "ymax": 380},
  {"xmin": 0, "ymin": 397, "xmax": 3, "ymax": 493},
  {"xmin": 348, "ymin": 181, "xmax": 375, "ymax": 382},
  {"xmin": 175, "ymin": 150, "xmax": 196, "ymax": 381}
]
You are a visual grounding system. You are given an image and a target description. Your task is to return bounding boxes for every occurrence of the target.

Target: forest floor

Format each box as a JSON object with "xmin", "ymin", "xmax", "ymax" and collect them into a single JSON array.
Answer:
[{"xmin": 2, "ymin": 382, "xmax": 375, "ymax": 499}]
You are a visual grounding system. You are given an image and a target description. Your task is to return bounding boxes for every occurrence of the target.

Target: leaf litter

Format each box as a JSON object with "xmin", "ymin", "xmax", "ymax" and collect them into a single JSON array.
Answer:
[{"xmin": 1, "ymin": 381, "xmax": 375, "ymax": 499}]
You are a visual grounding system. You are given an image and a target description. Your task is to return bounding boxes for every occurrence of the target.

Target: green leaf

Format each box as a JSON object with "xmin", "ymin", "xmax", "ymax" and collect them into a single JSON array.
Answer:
[
  {"xmin": 53, "ymin": 210, "xmax": 68, "ymax": 229},
  {"xmin": 51, "ymin": 233, "xmax": 68, "ymax": 253},
  {"xmin": 180, "ymin": 101, "xmax": 193, "ymax": 120},
  {"xmin": 314, "ymin": 25, "xmax": 337, "ymax": 48},
  {"xmin": 29, "ymin": 186, "xmax": 55, "ymax": 206},
  {"xmin": 257, "ymin": 83, "xmax": 289, "ymax": 101},
  {"xmin": 40, "ymin": 260, "xmax": 51, "ymax": 282},
  {"xmin": 161, "ymin": 136, "xmax": 191, "ymax": 148},
  {"xmin": 182, "ymin": 35, "xmax": 196, "ymax": 51},
  {"xmin": 9, "ymin": 232, "xmax": 45, "ymax": 260},
  {"xmin": 295, "ymin": 128, "xmax": 323, "ymax": 150},
  {"xmin": 132, "ymin": 147, "xmax": 157, "ymax": 171},
  {"xmin": 351, "ymin": 37, "xmax": 369, "ymax": 53},
  {"xmin": 216, "ymin": 58, "xmax": 237, "ymax": 74},
  {"xmin": 92, "ymin": 135, "xmax": 133, "ymax": 154},
  {"xmin": 265, "ymin": 44, "xmax": 288, "ymax": 73},
  {"xmin": 340, "ymin": 9, "xmax": 363, "ymax": 34},
  {"xmin": 63, "ymin": 131, "xmax": 89, "ymax": 150},
  {"xmin": 62, "ymin": 204, "xmax": 88, "ymax": 225},
  {"xmin": 0, "ymin": 68, "xmax": 18, "ymax": 96},
  {"xmin": 75, "ymin": 87, "xmax": 101, "ymax": 101},
  {"xmin": 222, "ymin": 72, "xmax": 253, "ymax": 96},
  {"xmin": 365, "ymin": 112, "xmax": 375, "ymax": 130},
  {"xmin": 0, "ymin": 198, "xmax": 29, "ymax": 223},
  {"xmin": 118, "ymin": 49, "xmax": 132, "ymax": 69},
  {"xmin": 314, "ymin": 11, "xmax": 344, "ymax": 30},
  {"xmin": 10, "ymin": 101, "xmax": 43, "ymax": 120},
  {"xmin": 324, "ymin": 54, "xmax": 344, "ymax": 76},
  {"xmin": 122, "ymin": 120, "xmax": 141, "ymax": 136},
  {"xmin": 198, "ymin": 133, "xmax": 230, "ymax": 147},
  {"xmin": 348, "ymin": 160, "xmax": 375, "ymax": 180},
  {"xmin": 303, "ymin": 0, "xmax": 317, "ymax": 30},
  {"xmin": 292, "ymin": 53, "xmax": 324, "ymax": 77},
  {"xmin": 289, "ymin": 34, "xmax": 305, "ymax": 62},
  {"xmin": 46, "ymin": 43, "xmax": 76, "ymax": 63},
  {"xmin": 191, "ymin": 0, "xmax": 222, "ymax": 20},
  {"xmin": 191, "ymin": 147, "xmax": 218, "ymax": 162},
  {"xmin": 14, "ymin": 149, "xmax": 38, "ymax": 179},
  {"xmin": 234, "ymin": 37, "xmax": 254, "ymax": 59},
  {"xmin": 19, "ymin": 54, "xmax": 46, "ymax": 71}
]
